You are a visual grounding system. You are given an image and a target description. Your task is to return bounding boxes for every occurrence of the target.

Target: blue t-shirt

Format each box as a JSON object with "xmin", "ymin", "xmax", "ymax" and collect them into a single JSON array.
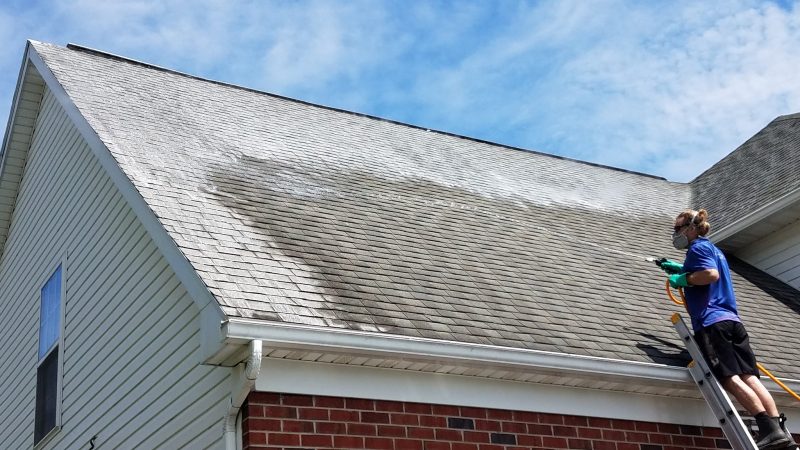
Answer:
[{"xmin": 682, "ymin": 237, "xmax": 740, "ymax": 331}]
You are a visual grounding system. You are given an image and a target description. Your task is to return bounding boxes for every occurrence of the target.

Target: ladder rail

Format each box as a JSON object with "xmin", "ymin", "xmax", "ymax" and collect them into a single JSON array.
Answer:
[{"xmin": 672, "ymin": 313, "xmax": 759, "ymax": 450}]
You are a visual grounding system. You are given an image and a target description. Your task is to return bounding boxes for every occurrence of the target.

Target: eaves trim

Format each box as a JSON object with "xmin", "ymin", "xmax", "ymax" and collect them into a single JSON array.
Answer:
[
  {"xmin": 709, "ymin": 186, "xmax": 800, "ymax": 245},
  {"xmin": 225, "ymin": 318, "xmax": 800, "ymax": 405},
  {"xmin": 258, "ymin": 358, "xmax": 724, "ymax": 427},
  {"xmin": 0, "ymin": 44, "xmax": 31, "ymax": 182},
  {"xmin": 0, "ymin": 43, "xmax": 44, "ymax": 258},
  {"xmin": 223, "ymin": 317, "xmax": 691, "ymax": 385}
]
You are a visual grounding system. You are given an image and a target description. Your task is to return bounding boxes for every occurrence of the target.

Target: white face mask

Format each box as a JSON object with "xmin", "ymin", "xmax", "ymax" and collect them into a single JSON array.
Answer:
[
  {"xmin": 672, "ymin": 212, "xmax": 697, "ymax": 250},
  {"xmin": 672, "ymin": 231, "xmax": 689, "ymax": 250}
]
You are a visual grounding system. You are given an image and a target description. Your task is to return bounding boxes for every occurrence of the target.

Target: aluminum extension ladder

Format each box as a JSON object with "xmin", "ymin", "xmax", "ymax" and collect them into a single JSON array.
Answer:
[{"xmin": 672, "ymin": 313, "xmax": 761, "ymax": 450}]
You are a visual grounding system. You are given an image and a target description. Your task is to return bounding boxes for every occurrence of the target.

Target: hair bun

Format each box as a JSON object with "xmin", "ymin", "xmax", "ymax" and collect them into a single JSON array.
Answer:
[{"xmin": 696, "ymin": 209, "xmax": 710, "ymax": 235}]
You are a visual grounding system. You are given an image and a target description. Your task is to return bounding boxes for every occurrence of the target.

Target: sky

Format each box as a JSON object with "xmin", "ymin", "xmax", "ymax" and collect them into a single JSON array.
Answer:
[{"xmin": 1, "ymin": 0, "xmax": 799, "ymax": 182}]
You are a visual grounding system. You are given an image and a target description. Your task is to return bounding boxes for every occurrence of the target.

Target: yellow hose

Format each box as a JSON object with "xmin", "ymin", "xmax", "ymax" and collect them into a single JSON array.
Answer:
[
  {"xmin": 757, "ymin": 363, "xmax": 800, "ymax": 402},
  {"xmin": 665, "ymin": 279, "xmax": 686, "ymax": 306},
  {"xmin": 664, "ymin": 279, "xmax": 800, "ymax": 403}
]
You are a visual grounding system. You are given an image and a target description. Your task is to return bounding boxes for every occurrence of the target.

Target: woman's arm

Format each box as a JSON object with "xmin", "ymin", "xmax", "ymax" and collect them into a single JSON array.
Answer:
[{"xmin": 687, "ymin": 269, "xmax": 719, "ymax": 285}]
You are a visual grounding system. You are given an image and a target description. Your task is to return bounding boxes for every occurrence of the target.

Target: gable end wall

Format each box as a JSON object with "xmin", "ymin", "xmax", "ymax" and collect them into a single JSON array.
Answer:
[
  {"xmin": 736, "ymin": 219, "xmax": 800, "ymax": 290},
  {"xmin": 0, "ymin": 86, "xmax": 230, "ymax": 449}
]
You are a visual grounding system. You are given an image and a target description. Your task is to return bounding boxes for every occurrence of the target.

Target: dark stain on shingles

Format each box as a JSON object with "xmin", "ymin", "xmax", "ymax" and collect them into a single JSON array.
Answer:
[{"xmin": 204, "ymin": 153, "xmax": 687, "ymax": 360}]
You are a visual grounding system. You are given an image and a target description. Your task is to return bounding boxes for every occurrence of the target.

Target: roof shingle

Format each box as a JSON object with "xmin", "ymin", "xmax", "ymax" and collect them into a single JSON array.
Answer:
[
  {"xmin": 692, "ymin": 113, "xmax": 800, "ymax": 231},
  {"xmin": 29, "ymin": 41, "xmax": 800, "ymax": 379}
]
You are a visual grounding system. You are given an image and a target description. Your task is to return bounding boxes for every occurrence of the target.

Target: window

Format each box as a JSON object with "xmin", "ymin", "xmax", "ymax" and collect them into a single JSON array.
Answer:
[{"xmin": 35, "ymin": 265, "xmax": 62, "ymax": 444}]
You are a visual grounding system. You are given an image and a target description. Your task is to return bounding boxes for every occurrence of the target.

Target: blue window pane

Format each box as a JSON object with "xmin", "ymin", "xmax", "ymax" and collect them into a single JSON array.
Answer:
[{"xmin": 38, "ymin": 266, "xmax": 62, "ymax": 360}]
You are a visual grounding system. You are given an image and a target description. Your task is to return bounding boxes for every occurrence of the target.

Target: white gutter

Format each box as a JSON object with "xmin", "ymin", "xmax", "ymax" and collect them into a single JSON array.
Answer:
[
  {"xmin": 223, "ymin": 318, "xmax": 690, "ymax": 384},
  {"xmin": 224, "ymin": 340, "xmax": 261, "ymax": 450},
  {"xmin": 223, "ymin": 318, "xmax": 800, "ymax": 402},
  {"xmin": 222, "ymin": 318, "xmax": 800, "ymax": 402}
]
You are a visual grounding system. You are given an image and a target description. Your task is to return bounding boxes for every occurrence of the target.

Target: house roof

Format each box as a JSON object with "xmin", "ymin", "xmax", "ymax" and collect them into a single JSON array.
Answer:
[
  {"xmin": 692, "ymin": 114, "xmax": 800, "ymax": 250},
  {"xmin": 9, "ymin": 41, "xmax": 800, "ymax": 382}
]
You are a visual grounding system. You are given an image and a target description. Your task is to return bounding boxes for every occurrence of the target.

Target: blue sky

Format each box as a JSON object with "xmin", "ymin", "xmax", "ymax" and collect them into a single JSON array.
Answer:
[{"xmin": 1, "ymin": 0, "xmax": 799, "ymax": 182}]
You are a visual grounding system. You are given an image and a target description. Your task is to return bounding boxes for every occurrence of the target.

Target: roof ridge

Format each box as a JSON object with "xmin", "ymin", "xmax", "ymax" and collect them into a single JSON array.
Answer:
[
  {"xmin": 689, "ymin": 114, "xmax": 800, "ymax": 183},
  {"xmin": 774, "ymin": 112, "xmax": 800, "ymax": 122},
  {"xmin": 64, "ymin": 42, "xmax": 667, "ymax": 181}
]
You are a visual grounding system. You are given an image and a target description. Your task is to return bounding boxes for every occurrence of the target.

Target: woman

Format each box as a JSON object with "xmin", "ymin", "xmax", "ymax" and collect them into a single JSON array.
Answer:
[{"xmin": 661, "ymin": 209, "xmax": 795, "ymax": 450}]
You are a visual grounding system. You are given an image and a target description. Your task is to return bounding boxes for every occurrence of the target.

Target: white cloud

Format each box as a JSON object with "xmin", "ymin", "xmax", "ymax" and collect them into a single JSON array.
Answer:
[
  {"xmin": 260, "ymin": 4, "xmax": 368, "ymax": 90},
  {"xmin": 394, "ymin": 0, "xmax": 800, "ymax": 181},
  {"xmin": 251, "ymin": 2, "xmax": 405, "ymax": 98},
  {"xmin": 0, "ymin": 7, "xmax": 31, "ymax": 134},
  {"xmin": 47, "ymin": 0, "xmax": 238, "ymax": 70},
  {"xmin": 557, "ymin": 1, "xmax": 800, "ymax": 180}
]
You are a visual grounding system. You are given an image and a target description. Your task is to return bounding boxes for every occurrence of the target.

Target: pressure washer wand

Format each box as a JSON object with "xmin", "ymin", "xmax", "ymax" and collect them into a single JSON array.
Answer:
[{"xmin": 645, "ymin": 257, "xmax": 668, "ymax": 269}]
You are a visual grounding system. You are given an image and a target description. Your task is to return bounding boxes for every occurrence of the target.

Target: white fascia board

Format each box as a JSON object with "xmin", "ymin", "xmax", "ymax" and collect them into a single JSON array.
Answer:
[
  {"xmin": 0, "ymin": 43, "xmax": 32, "ymax": 179},
  {"xmin": 224, "ymin": 317, "xmax": 691, "ymax": 384},
  {"xmin": 257, "ymin": 358, "xmax": 728, "ymax": 427},
  {"xmin": 711, "ymin": 188, "xmax": 800, "ymax": 244},
  {"xmin": 25, "ymin": 41, "xmax": 222, "ymax": 319},
  {"xmin": 258, "ymin": 359, "xmax": 800, "ymax": 428}
]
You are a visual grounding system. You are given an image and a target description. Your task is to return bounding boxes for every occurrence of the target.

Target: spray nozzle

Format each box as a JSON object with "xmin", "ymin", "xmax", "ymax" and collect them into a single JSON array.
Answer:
[{"xmin": 645, "ymin": 257, "xmax": 668, "ymax": 268}]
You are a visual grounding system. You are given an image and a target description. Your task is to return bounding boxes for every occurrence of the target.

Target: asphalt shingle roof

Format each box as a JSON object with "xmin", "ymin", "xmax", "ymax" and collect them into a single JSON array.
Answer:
[
  {"xmin": 31, "ymin": 42, "xmax": 800, "ymax": 379},
  {"xmin": 692, "ymin": 113, "xmax": 800, "ymax": 231}
]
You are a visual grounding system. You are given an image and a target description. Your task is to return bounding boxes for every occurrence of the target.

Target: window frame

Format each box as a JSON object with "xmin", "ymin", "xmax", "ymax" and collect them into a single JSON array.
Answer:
[{"xmin": 34, "ymin": 259, "xmax": 66, "ymax": 447}]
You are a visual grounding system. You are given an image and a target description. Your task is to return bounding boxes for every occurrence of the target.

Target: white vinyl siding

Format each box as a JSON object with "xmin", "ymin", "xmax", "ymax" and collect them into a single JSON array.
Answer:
[
  {"xmin": 0, "ymin": 86, "xmax": 229, "ymax": 449},
  {"xmin": 736, "ymin": 218, "xmax": 800, "ymax": 290}
]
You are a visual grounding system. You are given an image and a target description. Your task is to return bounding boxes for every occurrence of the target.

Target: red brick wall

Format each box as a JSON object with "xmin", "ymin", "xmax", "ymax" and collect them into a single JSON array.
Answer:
[{"xmin": 242, "ymin": 392, "xmax": 788, "ymax": 450}]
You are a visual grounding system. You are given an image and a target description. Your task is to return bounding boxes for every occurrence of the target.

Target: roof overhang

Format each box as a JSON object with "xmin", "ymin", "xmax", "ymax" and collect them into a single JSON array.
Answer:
[
  {"xmin": 712, "ymin": 188, "xmax": 800, "ymax": 252},
  {"xmin": 214, "ymin": 317, "xmax": 800, "ymax": 409},
  {"xmin": 0, "ymin": 43, "xmax": 46, "ymax": 258}
]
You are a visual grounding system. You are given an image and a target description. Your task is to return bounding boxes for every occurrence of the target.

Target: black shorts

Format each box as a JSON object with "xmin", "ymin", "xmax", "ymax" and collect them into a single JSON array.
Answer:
[{"xmin": 695, "ymin": 320, "xmax": 759, "ymax": 379}]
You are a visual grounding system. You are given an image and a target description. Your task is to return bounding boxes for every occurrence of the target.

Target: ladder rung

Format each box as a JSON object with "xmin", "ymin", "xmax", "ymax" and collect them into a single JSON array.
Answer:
[{"xmin": 672, "ymin": 313, "xmax": 759, "ymax": 450}]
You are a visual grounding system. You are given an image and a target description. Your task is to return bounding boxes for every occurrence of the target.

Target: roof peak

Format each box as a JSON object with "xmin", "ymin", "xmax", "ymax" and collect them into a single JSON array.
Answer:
[{"xmin": 63, "ymin": 41, "xmax": 667, "ymax": 181}]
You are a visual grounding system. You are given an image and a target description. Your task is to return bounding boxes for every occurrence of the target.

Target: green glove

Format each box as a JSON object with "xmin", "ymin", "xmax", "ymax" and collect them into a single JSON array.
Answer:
[
  {"xmin": 659, "ymin": 259, "xmax": 684, "ymax": 274},
  {"xmin": 669, "ymin": 273, "xmax": 690, "ymax": 289}
]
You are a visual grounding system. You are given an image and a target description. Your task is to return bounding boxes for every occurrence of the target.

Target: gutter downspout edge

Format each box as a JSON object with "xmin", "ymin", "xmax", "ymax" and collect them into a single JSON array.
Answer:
[{"xmin": 224, "ymin": 340, "xmax": 262, "ymax": 450}]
